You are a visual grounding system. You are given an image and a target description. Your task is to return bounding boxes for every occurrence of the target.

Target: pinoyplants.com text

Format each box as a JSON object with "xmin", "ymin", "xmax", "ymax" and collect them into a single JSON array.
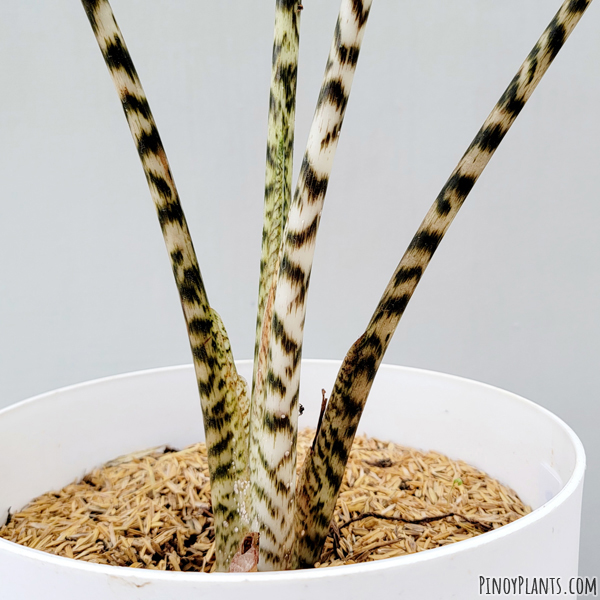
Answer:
[{"xmin": 478, "ymin": 576, "xmax": 597, "ymax": 596}]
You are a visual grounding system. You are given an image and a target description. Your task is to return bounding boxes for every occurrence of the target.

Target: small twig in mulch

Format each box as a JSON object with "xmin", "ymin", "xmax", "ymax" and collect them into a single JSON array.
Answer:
[
  {"xmin": 329, "ymin": 520, "xmax": 342, "ymax": 559},
  {"xmin": 366, "ymin": 457, "xmax": 393, "ymax": 468},
  {"xmin": 337, "ymin": 512, "xmax": 494, "ymax": 533}
]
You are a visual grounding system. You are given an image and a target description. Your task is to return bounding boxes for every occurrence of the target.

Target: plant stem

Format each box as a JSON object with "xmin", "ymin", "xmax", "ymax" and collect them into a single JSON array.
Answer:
[
  {"xmin": 80, "ymin": 0, "xmax": 249, "ymax": 570},
  {"xmin": 250, "ymin": 0, "xmax": 373, "ymax": 571},
  {"xmin": 293, "ymin": 0, "xmax": 593, "ymax": 568},
  {"xmin": 249, "ymin": 3, "xmax": 301, "ymax": 560},
  {"xmin": 252, "ymin": 1, "xmax": 302, "ymax": 402}
]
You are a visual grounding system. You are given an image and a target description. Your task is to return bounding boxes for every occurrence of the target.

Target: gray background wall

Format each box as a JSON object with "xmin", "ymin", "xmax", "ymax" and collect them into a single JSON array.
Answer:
[{"xmin": 0, "ymin": 0, "xmax": 598, "ymax": 577}]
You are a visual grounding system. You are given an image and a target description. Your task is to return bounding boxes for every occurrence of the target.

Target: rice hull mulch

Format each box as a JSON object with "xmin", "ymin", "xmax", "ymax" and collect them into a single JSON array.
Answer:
[{"xmin": 0, "ymin": 429, "xmax": 529, "ymax": 571}]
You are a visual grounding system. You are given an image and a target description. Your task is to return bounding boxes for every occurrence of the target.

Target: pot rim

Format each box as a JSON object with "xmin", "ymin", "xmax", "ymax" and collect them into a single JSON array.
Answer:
[{"xmin": 0, "ymin": 360, "xmax": 586, "ymax": 582}]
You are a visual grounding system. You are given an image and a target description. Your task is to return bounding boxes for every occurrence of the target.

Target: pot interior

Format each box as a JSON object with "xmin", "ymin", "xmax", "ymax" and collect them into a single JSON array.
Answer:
[{"xmin": 0, "ymin": 361, "xmax": 583, "ymax": 525}]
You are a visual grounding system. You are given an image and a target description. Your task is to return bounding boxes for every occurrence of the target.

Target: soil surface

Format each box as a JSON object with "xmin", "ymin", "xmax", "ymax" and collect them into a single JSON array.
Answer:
[{"xmin": 0, "ymin": 428, "xmax": 529, "ymax": 571}]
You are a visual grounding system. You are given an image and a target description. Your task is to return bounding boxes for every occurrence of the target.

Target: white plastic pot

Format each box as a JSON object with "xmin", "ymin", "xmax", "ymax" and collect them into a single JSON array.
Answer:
[{"xmin": 0, "ymin": 360, "xmax": 586, "ymax": 599}]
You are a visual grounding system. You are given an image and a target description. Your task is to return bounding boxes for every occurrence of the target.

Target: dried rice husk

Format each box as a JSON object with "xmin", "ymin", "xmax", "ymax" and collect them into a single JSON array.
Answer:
[{"xmin": 0, "ymin": 429, "xmax": 529, "ymax": 571}]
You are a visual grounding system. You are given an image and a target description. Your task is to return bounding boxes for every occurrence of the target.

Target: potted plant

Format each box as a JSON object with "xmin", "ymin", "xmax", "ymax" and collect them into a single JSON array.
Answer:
[{"xmin": 0, "ymin": 0, "xmax": 595, "ymax": 597}]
